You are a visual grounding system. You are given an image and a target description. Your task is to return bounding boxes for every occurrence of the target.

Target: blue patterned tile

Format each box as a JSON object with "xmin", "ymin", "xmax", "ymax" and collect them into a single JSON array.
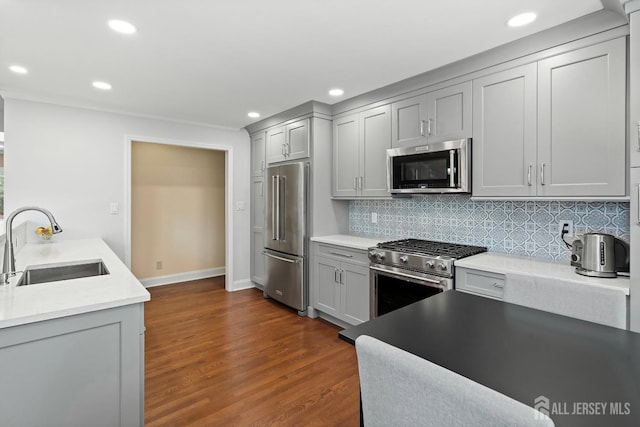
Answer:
[{"xmin": 349, "ymin": 195, "xmax": 630, "ymax": 262}]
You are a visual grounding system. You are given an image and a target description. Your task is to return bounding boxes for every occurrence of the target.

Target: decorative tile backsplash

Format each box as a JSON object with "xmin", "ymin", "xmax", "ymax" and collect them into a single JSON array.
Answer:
[{"xmin": 349, "ymin": 196, "xmax": 630, "ymax": 263}]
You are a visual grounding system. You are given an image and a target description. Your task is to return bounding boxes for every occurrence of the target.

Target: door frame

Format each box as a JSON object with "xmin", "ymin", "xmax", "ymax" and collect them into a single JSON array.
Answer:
[{"xmin": 124, "ymin": 135, "xmax": 234, "ymax": 291}]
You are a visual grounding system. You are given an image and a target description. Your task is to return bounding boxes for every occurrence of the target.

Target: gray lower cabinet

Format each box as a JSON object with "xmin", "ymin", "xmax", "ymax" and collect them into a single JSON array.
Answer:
[
  {"xmin": 456, "ymin": 267, "xmax": 505, "ymax": 300},
  {"xmin": 0, "ymin": 304, "xmax": 145, "ymax": 427},
  {"xmin": 251, "ymin": 176, "xmax": 266, "ymax": 286},
  {"xmin": 473, "ymin": 37, "xmax": 626, "ymax": 198},
  {"xmin": 632, "ymin": 12, "xmax": 640, "ymax": 168},
  {"xmin": 391, "ymin": 81, "xmax": 472, "ymax": 148},
  {"xmin": 312, "ymin": 243, "xmax": 370, "ymax": 325},
  {"xmin": 332, "ymin": 105, "xmax": 391, "ymax": 198},
  {"xmin": 266, "ymin": 119, "xmax": 310, "ymax": 164},
  {"xmin": 630, "ymin": 167, "xmax": 640, "ymax": 332}
]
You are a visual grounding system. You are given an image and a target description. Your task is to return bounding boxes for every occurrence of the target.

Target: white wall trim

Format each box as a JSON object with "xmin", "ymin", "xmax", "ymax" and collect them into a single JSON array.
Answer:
[
  {"xmin": 230, "ymin": 278, "xmax": 255, "ymax": 292},
  {"xmin": 124, "ymin": 135, "xmax": 235, "ymax": 292},
  {"xmin": 140, "ymin": 267, "xmax": 225, "ymax": 288}
]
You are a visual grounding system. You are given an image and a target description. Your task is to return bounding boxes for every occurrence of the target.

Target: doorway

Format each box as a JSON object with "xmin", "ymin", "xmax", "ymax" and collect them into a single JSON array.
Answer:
[{"xmin": 125, "ymin": 136, "xmax": 234, "ymax": 290}]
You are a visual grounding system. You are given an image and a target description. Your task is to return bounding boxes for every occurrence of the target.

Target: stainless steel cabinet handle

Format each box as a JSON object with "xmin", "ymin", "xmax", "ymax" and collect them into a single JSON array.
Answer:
[
  {"xmin": 261, "ymin": 160, "xmax": 265, "ymax": 172},
  {"xmin": 527, "ymin": 164, "xmax": 532, "ymax": 186},
  {"xmin": 281, "ymin": 144, "xmax": 285, "ymax": 156},
  {"xmin": 540, "ymin": 163, "xmax": 546, "ymax": 186},
  {"xmin": 420, "ymin": 120, "xmax": 425, "ymax": 137},
  {"xmin": 427, "ymin": 119, "xmax": 432, "ymax": 136},
  {"xmin": 334, "ymin": 268, "xmax": 339, "ymax": 283},
  {"xmin": 263, "ymin": 251, "xmax": 297, "ymax": 263},
  {"xmin": 330, "ymin": 251, "xmax": 353, "ymax": 258},
  {"xmin": 353, "ymin": 177, "xmax": 358, "ymax": 190},
  {"xmin": 339, "ymin": 269, "xmax": 343, "ymax": 284},
  {"xmin": 359, "ymin": 176, "xmax": 363, "ymax": 190},
  {"xmin": 637, "ymin": 122, "xmax": 640, "ymax": 152},
  {"xmin": 492, "ymin": 282, "xmax": 504, "ymax": 288}
]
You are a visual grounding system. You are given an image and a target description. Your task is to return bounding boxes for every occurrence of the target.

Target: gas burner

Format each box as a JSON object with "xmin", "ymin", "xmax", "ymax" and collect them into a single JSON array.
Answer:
[{"xmin": 376, "ymin": 238, "xmax": 487, "ymax": 259}]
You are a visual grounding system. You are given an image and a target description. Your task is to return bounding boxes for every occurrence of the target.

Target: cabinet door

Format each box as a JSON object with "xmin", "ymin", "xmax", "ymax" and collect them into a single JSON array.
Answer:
[
  {"xmin": 360, "ymin": 105, "xmax": 391, "ymax": 197},
  {"xmin": 286, "ymin": 119, "xmax": 310, "ymax": 161},
  {"xmin": 314, "ymin": 256, "xmax": 341, "ymax": 317},
  {"xmin": 266, "ymin": 126, "xmax": 286, "ymax": 164},
  {"xmin": 391, "ymin": 94, "xmax": 428, "ymax": 148},
  {"xmin": 251, "ymin": 177, "xmax": 266, "ymax": 285},
  {"xmin": 333, "ymin": 114, "xmax": 360, "ymax": 197},
  {"xmin": 630, "ymin": 167, "xmax": 640, "ymax": 332},
  {"xmin": 472, "ymin": 63, "xmax": 538, "ymax": 197},
  {"xmin": 426, "ymin": 81, "xmax": 472, "ymax": 142},
  {"xmin": 537, "ymin": 38, "xmax": 626, "ymax": 197},
  {"xmin": 251, "ymin": 131, "xmax": 266, "ymax": 177},
  {"xmin": 340, "ymin": 263, "xmax": 370, "ymax": 325},
  {"xmin": 631, "ymin": 13, "xmax": 640, "ymax": 168}
]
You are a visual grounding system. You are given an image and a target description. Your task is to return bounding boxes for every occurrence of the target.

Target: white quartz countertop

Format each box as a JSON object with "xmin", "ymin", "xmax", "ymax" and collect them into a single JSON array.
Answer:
[
  {"xmin": 0, "ymin": 238, "xmax": 150, "ymax": 329},
  {"xmin": 456, "ymin": 252, "xmax": 630, "ymax": 295},
  {"xmin": 310, "ymin": 234, "xmax": 385, "ymax": 251}
]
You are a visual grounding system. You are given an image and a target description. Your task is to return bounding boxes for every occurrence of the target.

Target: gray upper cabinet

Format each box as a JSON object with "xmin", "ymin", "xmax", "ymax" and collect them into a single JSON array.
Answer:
[
  {"xmin": 251, "ymin": 131, "xmax": 266, "ymax": 177},
  {"xmin": 391, "ymin": 81, "xmax": 472, "ymax": 148},
  {"xmin": 333, "ymin": 105, "xmax": 391, "ymax": 198},
  {"xmin": 537, "ymin": 38, "xmax": 626, "ymax": 197},
  {"xmin": 426, "ymin": 81, "xmax": 472, "ymax": 143},
  {"xmin": 266, "ymin": 119, "xmax": 310, "ymax": 164},
  {"xmin": 391, "ymin": 95, "xmax": 428, "ymax": 148},
  {"xmin": 473, "ymin": 63, "xmax": 538, "ymax": 197},
  {"xmin": 473, "ymin": 37, "xmax": 626, "ymax": 198}
]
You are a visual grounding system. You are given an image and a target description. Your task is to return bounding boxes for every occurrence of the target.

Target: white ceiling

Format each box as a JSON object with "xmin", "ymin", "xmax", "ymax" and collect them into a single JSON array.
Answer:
[{"xmin": 0, "ymin": 0, "xmax": 606, "ymax": 130}]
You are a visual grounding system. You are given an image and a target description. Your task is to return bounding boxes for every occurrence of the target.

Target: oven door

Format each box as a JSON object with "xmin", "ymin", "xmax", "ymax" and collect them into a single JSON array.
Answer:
[
  {"xmin": 370, "ymin": 265, "xmax": 453, "ymax": 318},
  {"xmin": 387, "ymin": 139, "xmax": 470, "ymax": 194}
]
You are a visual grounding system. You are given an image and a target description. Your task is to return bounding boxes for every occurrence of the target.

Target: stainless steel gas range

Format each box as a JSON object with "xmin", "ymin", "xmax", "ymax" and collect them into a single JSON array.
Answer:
[{"xmin": 368, "ymin": 239, "xmax": 487, "ymax": 318}]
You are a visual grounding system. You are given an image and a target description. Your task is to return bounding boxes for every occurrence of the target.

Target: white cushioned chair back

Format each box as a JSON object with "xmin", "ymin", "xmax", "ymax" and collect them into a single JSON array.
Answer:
[{"xmin": 355, "ymin": 335, "xmax": 554, "ymax": 427}]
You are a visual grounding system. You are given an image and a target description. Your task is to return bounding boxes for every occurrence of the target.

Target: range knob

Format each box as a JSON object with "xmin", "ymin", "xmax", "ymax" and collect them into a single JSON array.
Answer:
[
  {"xmin": 438, "ymin": 263, "xmax": 448, "ymax": 271},
  {"xmin": 426, "ymin": 261, "xmax": 435, "ymax": 269},
  {"xmin": 399, "ymin": 255, "xmax": 409, "ymax": 263}
]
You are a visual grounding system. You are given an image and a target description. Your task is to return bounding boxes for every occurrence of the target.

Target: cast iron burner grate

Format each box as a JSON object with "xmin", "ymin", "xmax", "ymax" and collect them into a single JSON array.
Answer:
[{"xmin": 376, "ymin": 239, "xmax": 487, "ymax": 259}]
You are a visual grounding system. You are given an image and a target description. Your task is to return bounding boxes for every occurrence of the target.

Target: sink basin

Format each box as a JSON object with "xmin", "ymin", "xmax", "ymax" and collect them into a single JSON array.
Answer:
[{"xmin": 17, "ymin": 259, "xmax": 110, "ymax": 286}]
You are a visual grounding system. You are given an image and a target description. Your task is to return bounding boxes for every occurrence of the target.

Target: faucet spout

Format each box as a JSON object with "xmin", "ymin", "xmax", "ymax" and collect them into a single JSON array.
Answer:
[{"xmin": 2, "ymin": 207, "xmax": 63, "ymax": 284}]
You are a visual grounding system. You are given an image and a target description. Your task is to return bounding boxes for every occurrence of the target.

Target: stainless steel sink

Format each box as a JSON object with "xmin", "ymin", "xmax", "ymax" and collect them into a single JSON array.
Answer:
[{"xmin": 17, "ymin": 259, "xmax": 110, "ymax": 286}]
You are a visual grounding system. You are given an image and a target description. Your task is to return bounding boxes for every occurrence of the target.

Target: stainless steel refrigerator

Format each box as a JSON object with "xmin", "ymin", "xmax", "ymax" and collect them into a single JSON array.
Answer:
[{"xmin": 263, "ymin": 162, "xmax": 308, "ymax": 314}]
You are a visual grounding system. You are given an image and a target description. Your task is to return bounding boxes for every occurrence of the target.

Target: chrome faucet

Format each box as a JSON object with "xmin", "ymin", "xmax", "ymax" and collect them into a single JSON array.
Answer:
[{"xmin": 2, "ymin": 207, "xmax": 63, "ymax": 284}]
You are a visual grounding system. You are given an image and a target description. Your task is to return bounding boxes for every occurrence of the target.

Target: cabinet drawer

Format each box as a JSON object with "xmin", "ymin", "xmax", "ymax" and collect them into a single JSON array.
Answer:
[
  {"xmin": 456, "ymin": 267, "xmax": 505, "ymax": 300},
  {"xmin": 316, "ymin": 243, "xmax": 369, "ymax": 265}
]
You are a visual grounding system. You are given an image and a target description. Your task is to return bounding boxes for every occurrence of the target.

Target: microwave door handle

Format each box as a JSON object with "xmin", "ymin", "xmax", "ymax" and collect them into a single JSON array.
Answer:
[{"xmin": 450, "ymin": 150, "xmax": 455, "ymax": 188}]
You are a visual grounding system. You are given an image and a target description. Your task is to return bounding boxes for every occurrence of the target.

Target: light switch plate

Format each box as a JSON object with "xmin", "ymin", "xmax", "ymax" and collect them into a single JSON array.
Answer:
[
  {"xmin": 236, "ymin": 201, "xmax": 246, "ymax": 211},
  {"xmin": 110, "ymin": 203, "xmax": 119, "ymax": 215}
]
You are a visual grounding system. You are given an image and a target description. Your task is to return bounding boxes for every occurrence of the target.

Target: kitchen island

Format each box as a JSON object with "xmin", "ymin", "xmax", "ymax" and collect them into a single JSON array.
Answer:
[
  {"xmin": 0, "ymin": 238, "xmax": 150, "ymax": 427},
  {"xmin": 339, "ymin": 291, "xmax": 640, "ymax": 427}
]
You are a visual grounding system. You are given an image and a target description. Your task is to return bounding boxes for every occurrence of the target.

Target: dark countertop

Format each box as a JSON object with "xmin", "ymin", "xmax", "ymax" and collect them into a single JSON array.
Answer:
[{"xmin": 339, "ymin": 291, "xmax": 640, "ymax": 427}]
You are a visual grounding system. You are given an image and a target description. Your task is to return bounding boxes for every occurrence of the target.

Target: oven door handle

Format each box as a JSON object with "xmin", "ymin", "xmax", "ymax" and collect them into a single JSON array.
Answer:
[{"xmin": 370, "ymin": 266, "xmax": 445, "ymax": 289}]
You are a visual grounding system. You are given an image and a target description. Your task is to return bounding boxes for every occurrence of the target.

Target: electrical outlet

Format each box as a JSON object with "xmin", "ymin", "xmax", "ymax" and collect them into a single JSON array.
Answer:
[
  {"xmin": 371, "ymin": 213, "xmax": 378, "ymax": 224},
  {"xmin": 558, "ymin": 220, "xmax": 574, "ymax": 235},
  {"xmin": 156, "ymin": 261, "xmax": 163, "ymax": 270}
]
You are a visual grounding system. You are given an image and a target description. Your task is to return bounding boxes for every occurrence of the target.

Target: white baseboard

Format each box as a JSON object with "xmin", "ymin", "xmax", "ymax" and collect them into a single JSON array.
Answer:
[
  {"xmin": 140, "ymin": 267, "xmax": 225, "ymax": 288},
  {"xmin": 230, "ymin": 278, "xmax": 255, "ymax": 292}
]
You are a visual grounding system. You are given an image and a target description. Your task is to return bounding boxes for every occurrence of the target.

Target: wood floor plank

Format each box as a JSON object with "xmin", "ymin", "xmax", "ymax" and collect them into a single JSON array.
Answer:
[{"xmin": 145, "ymin": 277, "xmax": 360, "ymax": 426}]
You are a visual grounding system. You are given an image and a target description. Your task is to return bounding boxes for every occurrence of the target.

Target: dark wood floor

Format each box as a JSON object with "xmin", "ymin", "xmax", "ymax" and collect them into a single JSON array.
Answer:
[{"xmin": 144, "ymin": 277, "xmax": 361, "ymax": 426}]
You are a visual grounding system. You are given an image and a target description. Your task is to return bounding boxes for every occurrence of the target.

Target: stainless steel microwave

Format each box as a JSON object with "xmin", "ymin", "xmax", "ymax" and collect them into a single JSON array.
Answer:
[{"xmin": 387, "ymin": 138, "xmax": 471, "ymax": 194}]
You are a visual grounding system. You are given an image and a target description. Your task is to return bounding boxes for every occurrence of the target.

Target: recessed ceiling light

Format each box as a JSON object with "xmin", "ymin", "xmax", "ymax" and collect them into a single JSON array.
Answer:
[
  {"xmin": 248, "ymin": 112, "xmax": 261, "ymax": 119},
  {"xmin": 9, "ymin": 65, "xmax": 28, "ymax": 74},
  {"xmin": 92, "ymin": 81, "xmax": 112, "ymax": 90},
  {"xmin": 508, "ymin": 12, "xmax": 537, "ymax": 27},
  {"xmin": 329, "ymin": 88, "xmax": 344, "ymax": 97},
  {"xmin": 108, "ymin": 19, "xmax": 137, "ymax": 34}
]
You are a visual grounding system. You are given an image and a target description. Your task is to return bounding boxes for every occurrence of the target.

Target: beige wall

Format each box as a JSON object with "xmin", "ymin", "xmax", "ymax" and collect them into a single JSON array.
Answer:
[{"xmin": 131, "ymin": 141, "xmax": 225, "ymax": 279}]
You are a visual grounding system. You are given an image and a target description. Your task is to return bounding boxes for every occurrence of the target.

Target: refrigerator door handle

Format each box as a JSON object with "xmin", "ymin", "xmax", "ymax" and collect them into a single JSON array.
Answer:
[
  {"xmin": 279, "ymin": 176, "xmax": 286, "ymax": 241},
  {"xmin": 271, "ymin": 175, "xmax": 277, "ymax": 240},
  {"xmin": 275, "ymin": 175, "xmax": 282, "ymax": 240},
  {"xmin": 263, "ymin": 251, "xmax": 298, "ymax": 263}
]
